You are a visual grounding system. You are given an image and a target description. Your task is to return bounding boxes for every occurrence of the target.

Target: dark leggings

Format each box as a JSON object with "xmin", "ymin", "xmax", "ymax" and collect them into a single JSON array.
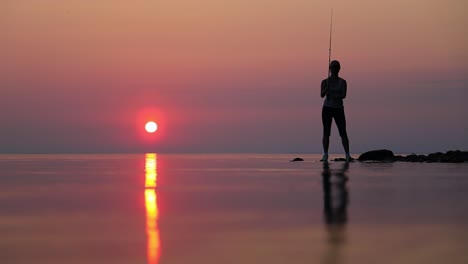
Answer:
[{"xmin": 322, "ymin": 106, "xmax": 348, "ymax": 138}]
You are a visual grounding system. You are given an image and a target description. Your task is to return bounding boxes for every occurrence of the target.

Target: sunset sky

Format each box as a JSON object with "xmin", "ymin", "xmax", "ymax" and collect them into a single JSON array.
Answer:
[{"xmin": 1, "ymin": 0, "xmax": 467, "ymax": 153}]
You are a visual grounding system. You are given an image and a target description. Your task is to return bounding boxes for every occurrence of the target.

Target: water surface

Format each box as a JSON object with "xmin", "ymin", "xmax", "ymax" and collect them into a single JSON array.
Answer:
[{"xmin": 0, "ymin": 154, "xmax": 467, "ymax": 264}]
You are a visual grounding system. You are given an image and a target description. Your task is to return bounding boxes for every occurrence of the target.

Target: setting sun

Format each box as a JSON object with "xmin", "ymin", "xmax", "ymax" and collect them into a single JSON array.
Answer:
[{"xmin": 145, "ymin": 121, "xmax": 158, "ymax": 133}]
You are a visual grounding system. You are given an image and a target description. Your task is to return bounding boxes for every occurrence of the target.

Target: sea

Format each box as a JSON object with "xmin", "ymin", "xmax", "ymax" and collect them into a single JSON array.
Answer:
[{"xmin": 0, "ymin": 154, "xmax": 467, "ymax": 264}]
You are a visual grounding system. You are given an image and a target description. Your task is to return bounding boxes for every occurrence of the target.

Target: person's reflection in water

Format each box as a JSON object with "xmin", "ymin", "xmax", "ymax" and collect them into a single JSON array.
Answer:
[
  {"xmin": 322, "ymin": 162, "xmax": 349, "ymax": 264},
  {"xmin": 145, "ymin": 153, "xmax": 160, "ymax": 264}
]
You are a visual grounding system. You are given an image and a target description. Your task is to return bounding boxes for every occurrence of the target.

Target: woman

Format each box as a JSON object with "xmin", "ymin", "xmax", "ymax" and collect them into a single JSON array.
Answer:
[{"xmin": 320, "ymin": 60, "xmax": 351, "ymax": 162}]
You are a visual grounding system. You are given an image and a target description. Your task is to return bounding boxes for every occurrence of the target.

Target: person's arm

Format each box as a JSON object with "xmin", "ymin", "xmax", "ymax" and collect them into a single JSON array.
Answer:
[
  {"xmin": 341, "ymin": 80, "xmax": 347, "ymax": 99},
  {"xmin": 321, "ymin": 79, "xmax": 328, "ymax": 98}
]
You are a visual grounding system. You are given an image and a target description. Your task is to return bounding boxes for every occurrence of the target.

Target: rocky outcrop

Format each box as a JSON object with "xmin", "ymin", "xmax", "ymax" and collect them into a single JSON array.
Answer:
[
  {"xmin": 359, "ymin": 150, "xmax": 468, "ymax": 163},
  {"xmin": 399, "ymin": 150, "xmax": 468, "ymax": 163},
  {"xmin": 358, "ymin": 149, "xmax": 395, "ymax": 161},
  {"xmin": 290, "ymin": 157, "xmax": 304, "ymax": 162}
]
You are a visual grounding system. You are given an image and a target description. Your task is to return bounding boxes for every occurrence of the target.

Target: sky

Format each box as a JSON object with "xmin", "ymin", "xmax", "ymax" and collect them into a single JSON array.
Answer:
[{"xmin": 1, "ymin": 0, "xmax": 467, "ymax": 154}]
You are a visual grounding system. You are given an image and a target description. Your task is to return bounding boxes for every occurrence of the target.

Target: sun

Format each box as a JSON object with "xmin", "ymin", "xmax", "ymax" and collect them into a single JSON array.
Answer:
[{"xmin": 145, "ymin": 121, "xmax": 158, "ymax": 133}]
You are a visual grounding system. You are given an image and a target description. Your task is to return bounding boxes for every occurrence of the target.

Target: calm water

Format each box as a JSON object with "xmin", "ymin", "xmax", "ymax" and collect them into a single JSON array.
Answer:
[{"xmin": 0, "ymin": 154, "xmax": 467, "ymax": 264}]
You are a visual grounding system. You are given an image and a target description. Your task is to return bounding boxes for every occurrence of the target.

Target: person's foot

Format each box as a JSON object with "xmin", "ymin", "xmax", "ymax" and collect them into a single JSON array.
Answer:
[
  {"xmin": 345, "ymin": 153, "xmax": 353, "ymax": 162},
  {"xmin": 320, "ymin": 153, "xmax": 329, "ymax": 162}
]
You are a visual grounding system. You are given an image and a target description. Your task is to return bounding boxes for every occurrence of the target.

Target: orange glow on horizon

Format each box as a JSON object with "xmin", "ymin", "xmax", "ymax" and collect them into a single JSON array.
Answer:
[{"xmin": 145, "ymin": 153, "xmax": 160, "ymax": 264}]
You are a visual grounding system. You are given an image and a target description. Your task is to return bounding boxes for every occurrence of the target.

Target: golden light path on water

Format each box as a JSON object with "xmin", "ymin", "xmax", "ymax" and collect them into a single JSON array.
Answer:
[{"xmin": 145, "ymin": 153, "xmax": 160, "ymax": 264}]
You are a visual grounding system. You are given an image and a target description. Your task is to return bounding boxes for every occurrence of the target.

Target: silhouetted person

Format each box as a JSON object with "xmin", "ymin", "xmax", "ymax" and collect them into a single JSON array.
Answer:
[
  {"xmin": 321, "ymin": 162, "xmax": 349, "ymax": 264},
  {"xmin": 320, "ymin": 60, "xmax": 351, "ymax": 162}
]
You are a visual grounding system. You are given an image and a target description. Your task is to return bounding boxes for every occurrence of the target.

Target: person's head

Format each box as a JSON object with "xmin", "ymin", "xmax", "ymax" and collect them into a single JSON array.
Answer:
[{"xmin": 329, "ymin": 60, "xmax": 341, "ymax": 76}]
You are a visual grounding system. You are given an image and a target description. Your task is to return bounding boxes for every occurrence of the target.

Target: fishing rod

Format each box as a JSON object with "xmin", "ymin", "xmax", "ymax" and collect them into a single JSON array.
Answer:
[
  {"xmin": 326, "ymin": 9, "xmax": 333, "ymax": 93},
  {"xmin": 328, "ymin": 9, "xmax": 333, "ymax": 77}
]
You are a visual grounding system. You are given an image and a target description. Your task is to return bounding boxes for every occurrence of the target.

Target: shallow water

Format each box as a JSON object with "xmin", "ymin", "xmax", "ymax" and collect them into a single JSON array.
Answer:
[{"xmin": 0, "ymin": 154, "xmax": 467, "ymax": 264}]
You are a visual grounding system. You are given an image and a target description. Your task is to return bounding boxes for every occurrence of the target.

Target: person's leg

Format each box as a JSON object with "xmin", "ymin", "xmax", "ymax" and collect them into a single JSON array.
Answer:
[
  {"xmin": 334, "ymin": 108, "xmax": 350, "ymax": 157},
  {"xmin": 322, "ymin": 107, "xmax": 332, "ymax": 161}
]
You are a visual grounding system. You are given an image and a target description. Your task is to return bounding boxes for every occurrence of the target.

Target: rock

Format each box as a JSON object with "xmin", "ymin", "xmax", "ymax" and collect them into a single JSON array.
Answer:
[
  {"xmin": 440, "ymin": 150, "xmax": 468, "ymax": 163},
  {"xmin": 404, "ymin": 154, "xmax": 418, "ymax": 162},
  {"xmin": 290, "ymin": 157, "xmax": 304, "ymax": 162},
  {"xmin": 427, "ymin": 152, "xmax": 443, "ymax": 162},
  {"xmin": 417, "ymin": 155, "xmax": 427, "ymax": 162},
  {"xmin": 394, "ymin": 155, "xmax": 406, "ymax": 161},
  {"xmin": 358, "ymin": 150, "xmax": 467, "ymax": 163},
  {"xmin": 358, "ymin": 149, "xmax": 395, "ymax": 161}
]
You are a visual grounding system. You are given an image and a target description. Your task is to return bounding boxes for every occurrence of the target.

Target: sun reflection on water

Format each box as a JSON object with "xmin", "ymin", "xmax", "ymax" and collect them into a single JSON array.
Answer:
[
  {"xmin": 145, "ymin": 153, "xmax": 160, "ymax": 264},
  {"xmin": 145, "ymin": 153, "xmax": 157, "ymax": 188}
]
